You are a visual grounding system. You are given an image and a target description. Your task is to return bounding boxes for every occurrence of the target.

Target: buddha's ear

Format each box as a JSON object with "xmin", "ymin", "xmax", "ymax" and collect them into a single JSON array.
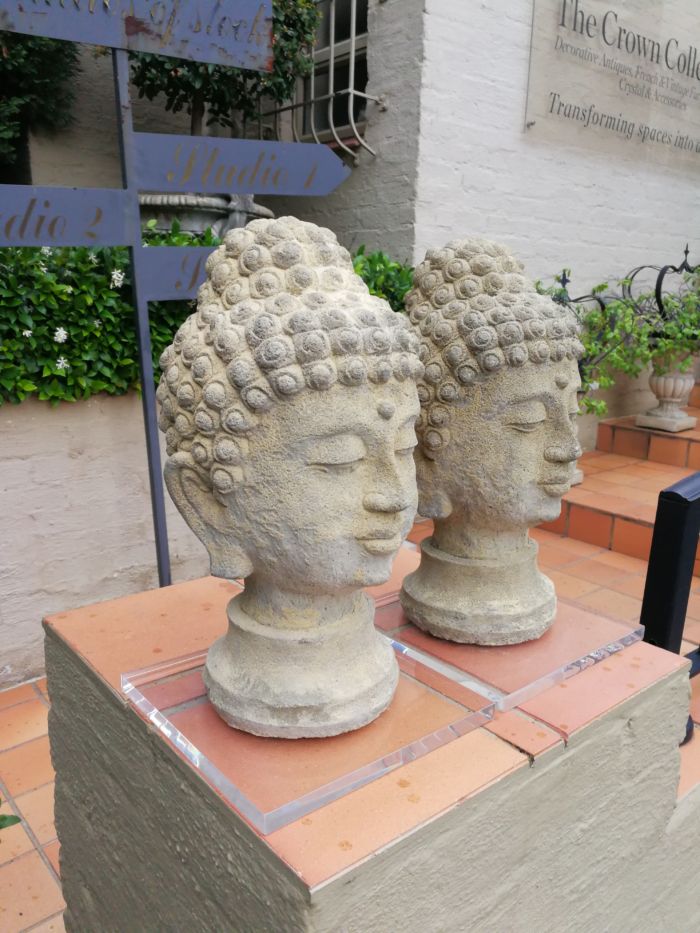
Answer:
[
  {"xmin": 414, "ymin": 450, "xmax": 453, "ymax": 519},
  {"xmin": 164, "ymin": 453, "xmax": 253, "ymax": 580}
]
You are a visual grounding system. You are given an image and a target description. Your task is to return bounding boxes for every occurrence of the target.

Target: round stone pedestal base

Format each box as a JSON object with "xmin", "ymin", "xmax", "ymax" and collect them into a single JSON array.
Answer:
[
  {"xmin": 203, "ymin": 593, "xmax": 398, "ymax": 738},
  {"xmin": 400, "ymin": 538, "xmax": 556, "ymax": 645}
]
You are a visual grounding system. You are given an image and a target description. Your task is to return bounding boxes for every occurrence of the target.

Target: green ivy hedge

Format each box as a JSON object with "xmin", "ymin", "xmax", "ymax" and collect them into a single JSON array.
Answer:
[
  {"xmin": 0, "ymin": 244, "xmax": 194, "ymax": 405},
  {"xmin": 0, "ymin": 233, "xmax": 414, "ymax": 406}
]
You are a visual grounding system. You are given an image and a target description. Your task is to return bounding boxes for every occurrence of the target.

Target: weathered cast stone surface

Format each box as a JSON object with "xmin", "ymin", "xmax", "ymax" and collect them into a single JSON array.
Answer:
[
  {"xmin": 157, "ymin": 217, "xmax": 423, "ymax": 737},
  {"xmin": 400, "ymin": 238, "xmax": 583, "ymax": 645}
]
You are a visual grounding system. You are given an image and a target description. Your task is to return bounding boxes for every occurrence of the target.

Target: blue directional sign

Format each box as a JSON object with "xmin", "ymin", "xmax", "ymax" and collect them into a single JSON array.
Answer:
[
  {"xmin": 0, "ymin": 0, "xmax": 348, "ymax": 588},
  {"xmin": 134, "ymin": 133, "xmax": 351, "ymax": 196},
  {"xmin": 0, "ymin": 186, "xmax": 133, "ymax": 247},
  {"xmin": 138, "ymin": 246, "xmax": 216, "ymax": 300},
  {"xmin": 0, "ymin": 0, "xmax": 273, "ymax": 70}
]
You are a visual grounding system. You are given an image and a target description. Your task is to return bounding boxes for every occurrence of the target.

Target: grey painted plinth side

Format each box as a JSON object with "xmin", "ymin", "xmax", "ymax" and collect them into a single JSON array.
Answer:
[
  {"xmin": 46, "ymin": 629, "xmax": 310, "ymax": 933},
  {"xmin": 48, "ymin": 624, "xmax": 700, "ymax": 933}
]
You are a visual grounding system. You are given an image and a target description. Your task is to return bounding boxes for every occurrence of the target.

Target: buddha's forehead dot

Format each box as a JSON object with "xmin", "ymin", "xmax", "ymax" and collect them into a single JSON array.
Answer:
[
  {"xmin": 555, "ymin": 374, "xmax": 570, "ymax": 390},
  {"xmin": 377, "ymin": 401, "xmax": 395, "ymax": 420}
]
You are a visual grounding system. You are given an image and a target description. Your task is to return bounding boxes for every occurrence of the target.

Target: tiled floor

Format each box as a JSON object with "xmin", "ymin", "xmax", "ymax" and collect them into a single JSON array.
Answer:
[
  {"xmin": 3, "ymin": 529, "xmax": 700, "ymax": 927},
  {"xmin": 0, "ymin": 680, "xmax": 64, "ymax": 933},
  {"xmin": 539, "ymin": 450, "xmax": 697, "ymax": 565}
]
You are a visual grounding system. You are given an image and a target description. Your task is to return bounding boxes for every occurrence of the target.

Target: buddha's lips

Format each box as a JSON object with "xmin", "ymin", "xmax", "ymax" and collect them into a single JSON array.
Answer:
[
  {"xmin": 356, "ymin": 533, "xmax": 403, "ymax": 555},
  {"xmin": 539, "ymin": 479, "xmax": 572, "ymax": 497}
]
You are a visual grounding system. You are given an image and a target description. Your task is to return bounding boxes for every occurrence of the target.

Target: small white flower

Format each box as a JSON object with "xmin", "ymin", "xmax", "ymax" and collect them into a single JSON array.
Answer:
[
  {"xmin": 88, "ymin": 253, "xmax": 99, "ymax": 265},
  {"xmin": 93, "ymin": 318, "xmax": 102, "ymax": 328},
  {"xmin": 40, "ymin": 247, "xmax": 52, "ymax": 256},
  {"xmin": 22, "ymin": 329, "xmax": 32, "ymax": 338},
  {"xmin": 589, "ymin": 381, "xmax": 600, "ymax": 391},
  {"xmin": 54, "ymin": 327, "xmax": 68, "ymax": 344},
  {"xmin": 56, "ymin": 357, "xmax": 69, "ymax": 370},
  {"xmin": 110, "ymin": 269, "xmax": 125, "ymax": 289},
  {"xmin": 38, "ymin": 262, "xmax": 48, "ymax": 275},
  {"xmin": 64, "ymin": 285, "xmax": 73, "ymax": 294}
]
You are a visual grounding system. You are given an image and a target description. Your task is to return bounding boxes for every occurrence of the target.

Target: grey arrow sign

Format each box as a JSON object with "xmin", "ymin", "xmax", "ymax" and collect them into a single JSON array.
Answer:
[
  {"xmin": 0, "ymin": 0, "xmax": 272, "ymax": 71},
  {"xmin": 134, "ymin": 133, "xmax": 351, "ymax": 197},
  {"xmin": 0, "ymin": 186, "xmax": 133, "ymax": 247},
  {"xmin": 138, "ymin": 246, "xmax": 215, "ymax": 300}
]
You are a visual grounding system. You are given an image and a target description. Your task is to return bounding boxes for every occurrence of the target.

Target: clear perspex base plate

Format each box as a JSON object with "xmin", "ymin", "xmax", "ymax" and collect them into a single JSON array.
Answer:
[
  {"xmin": 121, "ymin": 599, "xmax": 643, "ymax": 834},
  {"xmin": 375, "ymin": 599, "xmax": 644, "ymax": 711},
  {"xmin": 121, "ymin": 637, "xmax": 493, "ymax": 835}
]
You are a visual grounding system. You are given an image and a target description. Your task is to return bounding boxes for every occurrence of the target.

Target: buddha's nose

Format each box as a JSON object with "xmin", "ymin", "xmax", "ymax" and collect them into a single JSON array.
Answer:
[
  {"xmin": 544, "ymin": 438, "xmax": 582, "ymax": 463},
  {"xmin": 363, "ymin": 490, "xmax": 412, "ymax": 513}
]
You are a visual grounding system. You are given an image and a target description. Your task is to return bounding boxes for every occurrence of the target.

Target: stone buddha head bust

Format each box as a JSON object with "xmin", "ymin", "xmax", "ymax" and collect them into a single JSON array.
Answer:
[
  {"xmin": 157, "ymin": 217, "xmax": 423, "ymax": 737},
  {"xmin": 399, "ymin": 238, "xmax": 583, "ymax": 645}
]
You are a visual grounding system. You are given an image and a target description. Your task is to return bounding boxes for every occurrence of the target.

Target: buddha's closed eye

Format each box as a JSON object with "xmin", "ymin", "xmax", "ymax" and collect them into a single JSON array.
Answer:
[{"xmin": 507, "ymin": 420, "xmax": 545, "ymax": 434}]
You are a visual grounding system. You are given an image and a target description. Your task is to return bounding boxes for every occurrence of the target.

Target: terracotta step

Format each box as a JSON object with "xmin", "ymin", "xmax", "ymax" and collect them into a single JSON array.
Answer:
[
  {"xmin": 597, "ymin": 410, "xmax": 700, "ymax": 469},
  {"xmin": 541, "ymin": 451, "xmax": 700, "ymax": 572}
]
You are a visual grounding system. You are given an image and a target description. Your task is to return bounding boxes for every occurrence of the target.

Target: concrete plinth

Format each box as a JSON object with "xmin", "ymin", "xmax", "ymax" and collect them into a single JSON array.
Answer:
[
  {"xmin": 45, "ymin": 575, "xmax": 700, "ymax": 933},
  {"xmin": 635, "ymin": 411, "xmax": 698, "ymax": 433}
]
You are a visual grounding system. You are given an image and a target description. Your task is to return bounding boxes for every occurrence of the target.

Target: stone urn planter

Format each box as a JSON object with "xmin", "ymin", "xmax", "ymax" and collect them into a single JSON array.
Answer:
[
  {"xmin": 635, "ymin": 365, "xmax": 697, "ymax": 433},
  {"xmin": 139, "ymin": 193, "xmax": 273, "ymax": 238}
]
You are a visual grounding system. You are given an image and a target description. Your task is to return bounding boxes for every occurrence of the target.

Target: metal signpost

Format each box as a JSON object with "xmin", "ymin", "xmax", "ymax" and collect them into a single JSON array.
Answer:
[{"xmin": 0, "ymin": 0, "xmax": 351, "ymax": 586}]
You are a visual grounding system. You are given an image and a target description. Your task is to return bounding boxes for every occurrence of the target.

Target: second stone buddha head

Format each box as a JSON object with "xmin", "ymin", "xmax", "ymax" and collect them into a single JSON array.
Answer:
[
  {"xmin": 157, "ymin": 217, "xmax": 423, "ymax": 737},
  {"xmin": 400, "ymin": 238, "xmax": 584, "ymax": 645}
]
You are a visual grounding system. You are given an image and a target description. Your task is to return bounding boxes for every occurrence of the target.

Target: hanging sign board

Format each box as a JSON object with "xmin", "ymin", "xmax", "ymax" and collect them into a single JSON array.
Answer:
[
  {"xmin": 526, "ymin": 0, "xmax": 700, "ymax": 169},
  {"xmin": 0, "ymin": 186, "xmax": 132, "ymax": 247},
  {"xmin": 0, "ymin": 0, "xmax": 273, "ymax": 70},
  {"xmin": 137, "ymin": 246, "xmax": 215, "ymax": 299},
  {"xmin": 134, "ymin": 133, "xmax": 352, "ymax": 196}
]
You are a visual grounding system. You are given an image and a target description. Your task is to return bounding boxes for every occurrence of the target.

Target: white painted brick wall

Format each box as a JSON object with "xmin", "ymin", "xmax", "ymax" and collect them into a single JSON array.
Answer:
[
  {"xmin": 260, "ymin": 0, "xmax": 426, "ymax": 264},
  {"xmin": 1, "ymin": 396, "xmax": 208, "ymax": 687},
  {"xmin": 414, "ymin": 0, "xmax": 700, "ymax": 290}
]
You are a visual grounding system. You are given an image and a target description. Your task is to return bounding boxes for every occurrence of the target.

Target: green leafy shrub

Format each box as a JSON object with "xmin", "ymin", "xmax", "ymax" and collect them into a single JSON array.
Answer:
[
  {"xmin": 0, "ymin": 222, "xmax": 220, "ymax": 406},
  {"xmin": 538, "ymin": 270, "xmax": 700, "ymax": 416},
  {"xmin": 0, "ymin": 230, "xmax": 417, "ymax": 406},
  {"xmin": 352, "ymin": 246, "xmax": 414, "ymax": 314},
  {"xmin": 130, "ymin": 0, "xmax": 320, "ymax": 134}
]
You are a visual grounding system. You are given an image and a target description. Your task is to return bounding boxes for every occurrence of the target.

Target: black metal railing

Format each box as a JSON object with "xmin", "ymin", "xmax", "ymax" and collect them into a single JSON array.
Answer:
[{"xmin": 641, "ymin": 473, "xmax": 700, "ymax": 744}]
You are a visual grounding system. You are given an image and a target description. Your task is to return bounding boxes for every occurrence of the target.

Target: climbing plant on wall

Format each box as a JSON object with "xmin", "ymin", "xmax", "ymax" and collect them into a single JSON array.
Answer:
[
  {"xmin": 130, "ymin": 0, "xmax": 320, "ymax": 135},
  {"xmin": 0, "ymin": 33, "xmax": 80, "ymax": 183}
]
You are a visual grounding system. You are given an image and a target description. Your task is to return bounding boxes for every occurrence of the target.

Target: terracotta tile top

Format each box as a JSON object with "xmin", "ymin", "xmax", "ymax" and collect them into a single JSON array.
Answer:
[
  {"xmin": 265, "ymin": 728, "xmax": 527, "ymax": 888},
  {"xmin": 0, "ymin": 850, "xmax": 64, "ymax": 933},
  {"xmin": 167, "ymin": 675, "xmax": 475, "ymax": 813},
  {"xmin": 399, "ymin": 602, "xmax": 634, "ymax": 695},
  {"xmin": 29, "ymin": 914, "xmax": 66, "ymax": 933},
  {"xmin": 44, "ymin": 577, "xmax": 242, "ymax": 692},
  {"xmin": 484, "ymin": 710, "xmax": 562, "ymax": 758},
  {"xmin": 366, "ymin": 546, "xmax": 420, "ymax": 605},
  {"xmin": 0, "ymin": 736, "xmax": 54, "ymax": 797},
  {"xmin": 520, "ymin": 642, "xmax": 688, "ymax": 740},
  {"xmin": 45, "ymin": 555, "xmax": 430, "ymax": 693},
  {"xmin": 374, "ymin": 601, "xmax": 410, "ymax": 633}
]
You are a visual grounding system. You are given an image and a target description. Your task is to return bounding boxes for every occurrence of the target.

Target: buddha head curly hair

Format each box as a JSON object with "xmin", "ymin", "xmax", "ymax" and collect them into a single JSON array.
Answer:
[
  {"xmin": 156, "ymin": 216, "xmax": 423, "ymax": 499},
  {"xmin": 405, "ymin": 237, "xmax": 584, "ymax": 459}
]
